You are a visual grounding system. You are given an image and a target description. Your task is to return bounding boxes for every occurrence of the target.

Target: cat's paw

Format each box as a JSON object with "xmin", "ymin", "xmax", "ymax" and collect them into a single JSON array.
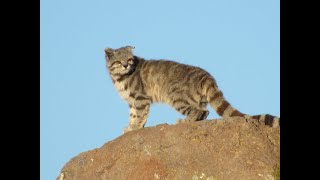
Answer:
[
  {"xmin": 123, "ymin": 125, "xmax": 143, "ymax": 133},
  {"xmin": 123, "ymin": 127, "xmax": 133, "ymax": 134},
  {"xmin": 176, "ymin": 118, "xmax": 187, "ymax": 124}
]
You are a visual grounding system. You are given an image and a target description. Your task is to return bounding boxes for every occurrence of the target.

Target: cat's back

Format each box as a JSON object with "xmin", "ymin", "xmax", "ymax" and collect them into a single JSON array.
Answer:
[
  {"xmin": 138, "ymin": 58, "xmax": 207, "ymax": 81},
  {"xmin": 137, "ymin": 58, "xmax": 212, "ymax": 101}
]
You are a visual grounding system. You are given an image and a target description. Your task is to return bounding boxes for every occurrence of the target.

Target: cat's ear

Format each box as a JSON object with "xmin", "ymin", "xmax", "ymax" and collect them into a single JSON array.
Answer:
[
  {"xmin": 125, "ymin": 46, "xmax": 135, "ymax": 52},
  {"xmin": 104, "ymin": 48, "xmax": 114, "ymax": 59}
]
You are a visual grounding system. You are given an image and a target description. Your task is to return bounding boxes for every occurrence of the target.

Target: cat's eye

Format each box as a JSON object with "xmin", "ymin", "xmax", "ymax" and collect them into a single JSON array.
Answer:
[
  {"xmin": 127, "ymin": 58, "xmax": 134, "ymax": 64},
  {"xmin": 112, "ymin": 61, "xmax": 122, "ymax": 67}
]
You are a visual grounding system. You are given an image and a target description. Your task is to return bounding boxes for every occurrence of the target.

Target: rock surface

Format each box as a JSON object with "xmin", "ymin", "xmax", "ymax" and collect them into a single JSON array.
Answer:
[{"xmin": 57, "ymin": 117, "xmax": 280, "ymax": 180}]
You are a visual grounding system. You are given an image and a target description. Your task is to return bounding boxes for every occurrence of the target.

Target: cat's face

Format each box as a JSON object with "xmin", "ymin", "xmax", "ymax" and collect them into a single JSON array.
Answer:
[{"xmin": 105, "ymin": 46, "xmax": 136, "ymax": 75}]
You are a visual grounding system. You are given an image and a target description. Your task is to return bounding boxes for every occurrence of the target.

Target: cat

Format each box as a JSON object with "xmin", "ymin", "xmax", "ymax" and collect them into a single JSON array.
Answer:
[{"xmin": 104, "ymin": 46, "xmax": 279, "ymax": 133}]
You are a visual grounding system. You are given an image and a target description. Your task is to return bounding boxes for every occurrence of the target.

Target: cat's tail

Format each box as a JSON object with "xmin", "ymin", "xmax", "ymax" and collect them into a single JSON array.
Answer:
[
  {"xmin": 203, "ymin": 78, "xmax": 280, "ymax": 127},
  {"xmin": 205, "ymin": 83, "xmax": 245, "ymax": 118},
  {"xmin": 249, "ymin": 114, "xmax": 280, "ymax": 128}
]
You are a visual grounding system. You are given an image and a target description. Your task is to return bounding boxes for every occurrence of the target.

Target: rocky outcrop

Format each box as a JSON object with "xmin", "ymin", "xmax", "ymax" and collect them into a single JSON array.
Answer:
[{"xmin": 57, "ymin": 117, "xmax": 280, "ymax": 180}]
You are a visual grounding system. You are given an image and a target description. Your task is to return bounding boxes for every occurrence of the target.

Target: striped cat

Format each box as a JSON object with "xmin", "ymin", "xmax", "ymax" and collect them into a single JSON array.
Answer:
[{"xmin": 104, "ymin": 46, "xmax": 279, "ymax": 133}]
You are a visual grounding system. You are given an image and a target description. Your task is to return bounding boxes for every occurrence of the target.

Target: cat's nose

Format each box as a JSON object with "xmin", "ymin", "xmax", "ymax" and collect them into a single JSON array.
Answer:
[{"xmin": 123, "ymin": 64, "xmax": 128, "ymax": 68}]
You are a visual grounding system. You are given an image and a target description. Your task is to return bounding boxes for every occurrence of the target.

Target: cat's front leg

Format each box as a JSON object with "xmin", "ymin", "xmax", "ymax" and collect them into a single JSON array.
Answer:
[{"xmin": 123, "ymin": 99, "xmax": 151, "ymax": 133}]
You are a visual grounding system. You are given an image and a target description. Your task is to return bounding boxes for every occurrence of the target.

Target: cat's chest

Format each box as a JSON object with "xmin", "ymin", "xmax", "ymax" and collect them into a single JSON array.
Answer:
[{"xmin": 114, "ymin": 81, "xmax": 130, "ymax": 100}]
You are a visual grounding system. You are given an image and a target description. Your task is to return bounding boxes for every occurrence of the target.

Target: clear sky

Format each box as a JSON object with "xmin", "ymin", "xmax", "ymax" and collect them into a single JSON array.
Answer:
[{"xmin": 40, "ymin": 0, "xmax": 279, "ymax": 179}]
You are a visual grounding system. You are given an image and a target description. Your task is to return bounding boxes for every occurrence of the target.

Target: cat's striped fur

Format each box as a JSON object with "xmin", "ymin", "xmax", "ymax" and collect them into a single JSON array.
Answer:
[{"xmin": 105, "ymin": 46, "xmax": 279, "ymax": 133}]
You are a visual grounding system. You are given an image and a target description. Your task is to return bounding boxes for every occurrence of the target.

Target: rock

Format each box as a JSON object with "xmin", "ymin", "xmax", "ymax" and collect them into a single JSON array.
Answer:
[{"xmin": 57, "ymin": 117, "xmax": 280, "ymax": 180}]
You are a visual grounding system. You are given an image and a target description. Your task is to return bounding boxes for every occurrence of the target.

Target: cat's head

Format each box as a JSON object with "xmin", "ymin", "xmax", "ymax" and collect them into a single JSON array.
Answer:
[{"xmin": 104, "ymin": 46, "xmax": 136, "ymax": 75}]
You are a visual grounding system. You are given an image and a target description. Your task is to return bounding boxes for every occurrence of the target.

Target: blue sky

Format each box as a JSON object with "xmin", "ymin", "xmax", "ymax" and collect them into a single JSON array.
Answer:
[{"xmin": 40, "ymin": 0, "xmax": 279, "ymax": 179}]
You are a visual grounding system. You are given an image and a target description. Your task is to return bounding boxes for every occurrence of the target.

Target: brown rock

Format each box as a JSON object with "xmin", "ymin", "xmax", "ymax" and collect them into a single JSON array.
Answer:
[{"xmin": 57, "ymin": 117, "xmax": 280, "ymax": 180}]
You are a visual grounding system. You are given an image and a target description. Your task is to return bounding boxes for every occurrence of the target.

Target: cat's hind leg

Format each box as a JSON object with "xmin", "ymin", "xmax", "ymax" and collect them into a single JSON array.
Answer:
[
  {"xmin": 175, "ymin": 106, "xmax": 209, "ymax": 124},
  {"xmin": 171, "ymin": 95, "xmax": 209, "ymax": 124}
]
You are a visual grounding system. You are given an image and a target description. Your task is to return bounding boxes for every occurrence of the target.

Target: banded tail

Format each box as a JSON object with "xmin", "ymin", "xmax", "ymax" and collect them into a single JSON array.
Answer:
[{"xmin": 204, "ymin": 78, "xmax": 280, "ymax": 127}]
